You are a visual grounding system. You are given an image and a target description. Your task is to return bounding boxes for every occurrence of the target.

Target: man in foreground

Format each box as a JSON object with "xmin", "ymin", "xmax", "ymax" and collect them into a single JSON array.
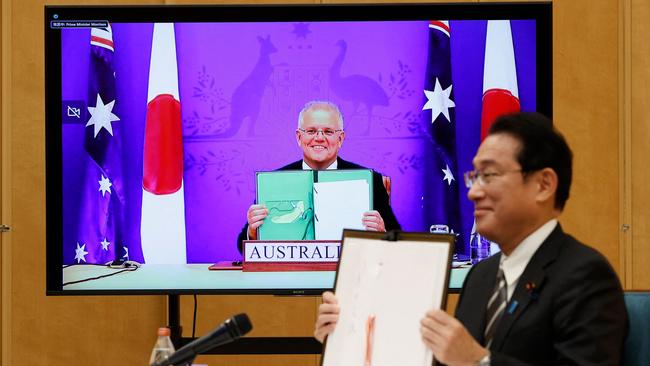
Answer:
[
  {"xmin": 237, "ymin": 101, "xmax": 400, "ymax": 253},
  {"xmin": 315, "ymin": 112, "xmax": 627, "ymax": 365}
]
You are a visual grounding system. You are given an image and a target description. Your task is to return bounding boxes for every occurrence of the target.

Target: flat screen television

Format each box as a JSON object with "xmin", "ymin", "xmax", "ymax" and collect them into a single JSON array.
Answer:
[{"xmin": 45, "ymin": 3, "xmax": 552, "ymax": 295}]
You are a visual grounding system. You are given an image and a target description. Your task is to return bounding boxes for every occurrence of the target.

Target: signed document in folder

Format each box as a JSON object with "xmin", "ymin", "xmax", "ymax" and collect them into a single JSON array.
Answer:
[
  {"xmin": 321, "ymin": 230, "xmax": 453, "ymax": 366},
  {"xmin": 313, "ymin": 179, "xmax": 369, "ymax": 240}
]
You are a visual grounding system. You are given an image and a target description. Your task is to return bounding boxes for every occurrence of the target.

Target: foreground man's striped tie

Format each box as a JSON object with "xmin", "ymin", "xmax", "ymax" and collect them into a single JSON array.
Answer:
[{"xmin": 484, "ymin": 265, "xmax": 507, "ymax": 348}]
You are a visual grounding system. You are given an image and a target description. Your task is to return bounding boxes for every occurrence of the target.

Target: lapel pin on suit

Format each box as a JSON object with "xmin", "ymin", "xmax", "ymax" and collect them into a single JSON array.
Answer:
[
  {"xmin": 507, "ymin": 300, "xmax": 519, "ymax": 314},
  {"xmin": 525, "ymin": 281, "xmax": 540, "ymax": 300}
]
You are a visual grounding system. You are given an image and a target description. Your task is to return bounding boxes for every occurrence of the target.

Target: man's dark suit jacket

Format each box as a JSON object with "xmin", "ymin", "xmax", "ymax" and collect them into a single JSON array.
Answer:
[
  {"xmin": 455, "ymin": 224, "xmax": 628, "ymax": 365},
  {"xmin": 236, "ymin": 157, "xmax": 401, "ymax": 253}
]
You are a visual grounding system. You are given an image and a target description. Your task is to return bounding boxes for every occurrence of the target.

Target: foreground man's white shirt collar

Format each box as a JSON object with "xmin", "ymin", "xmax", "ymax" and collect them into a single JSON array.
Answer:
[{"xmin": 500, "ymin": 218, "xmax": 558, "ymax": 300}]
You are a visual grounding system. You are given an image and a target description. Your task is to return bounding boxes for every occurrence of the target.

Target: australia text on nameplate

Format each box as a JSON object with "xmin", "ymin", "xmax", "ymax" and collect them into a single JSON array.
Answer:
[{"xmin": 244, "ymin": 241, "xmax": 341, "ymax": 263}]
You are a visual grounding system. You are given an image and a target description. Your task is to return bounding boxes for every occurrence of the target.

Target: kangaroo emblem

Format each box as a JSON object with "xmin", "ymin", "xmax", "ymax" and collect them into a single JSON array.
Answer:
[{"xmin": 222, "ymin": 35, "xmax": 277, "ymax": 138}]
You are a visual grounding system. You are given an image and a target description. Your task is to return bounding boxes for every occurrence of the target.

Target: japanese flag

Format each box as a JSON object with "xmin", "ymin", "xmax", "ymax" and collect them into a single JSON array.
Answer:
[
  {"xmin": 481, "ymin": 20, "xmax": 521, "ymax": 140},
  {"xmin": 141, "ymin": 23, "xmax": 187, "ymax": 264}
]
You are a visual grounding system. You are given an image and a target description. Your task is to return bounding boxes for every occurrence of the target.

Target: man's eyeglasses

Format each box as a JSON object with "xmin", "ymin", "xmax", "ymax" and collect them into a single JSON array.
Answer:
[
  {"xmin": 463, "ymin": 169, "xmax": 523, "ymax": 188},
  {"xmin": 298, "ymin": 128, "xmax": 343, "ymax": 137}
]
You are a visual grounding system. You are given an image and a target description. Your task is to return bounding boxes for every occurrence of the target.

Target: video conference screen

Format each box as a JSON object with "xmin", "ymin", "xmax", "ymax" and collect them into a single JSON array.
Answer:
[{"xmin": 46, "ymin": 4, "xmax": 551, "ymax": 294}]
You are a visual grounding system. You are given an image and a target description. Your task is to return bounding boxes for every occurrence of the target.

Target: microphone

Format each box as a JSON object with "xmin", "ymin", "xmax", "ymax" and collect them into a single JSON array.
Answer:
[{"xmin": 154, "ymin": 313, "xmax": 253, "ymax": 366}]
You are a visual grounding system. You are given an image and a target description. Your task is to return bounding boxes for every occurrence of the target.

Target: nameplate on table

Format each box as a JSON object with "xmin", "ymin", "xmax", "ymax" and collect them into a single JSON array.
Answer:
[{"xmin": 243, "ymin": 240, "xmax": 341, "ymax": 272}]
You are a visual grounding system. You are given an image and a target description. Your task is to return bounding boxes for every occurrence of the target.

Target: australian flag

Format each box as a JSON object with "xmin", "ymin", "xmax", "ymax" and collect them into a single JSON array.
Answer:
[
  {"xmin": 421, "ymin": 21, "xmax": 463, "ymax": 254},
  {"xmin": 69, "ymin": 23, "xmax": 126, "ymax": 264}
]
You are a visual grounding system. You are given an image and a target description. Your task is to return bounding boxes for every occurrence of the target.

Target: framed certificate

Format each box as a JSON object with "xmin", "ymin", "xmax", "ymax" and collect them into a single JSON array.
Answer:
[{"xmin": 321, "ymin": 230, "xmax": 453, "ymax": 366}]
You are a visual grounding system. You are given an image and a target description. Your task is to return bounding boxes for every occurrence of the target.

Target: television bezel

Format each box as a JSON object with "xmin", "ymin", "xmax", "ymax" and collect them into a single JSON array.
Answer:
[{"xmin": 45, "ymin": 2, "xmax": 552, "ymax": 296}]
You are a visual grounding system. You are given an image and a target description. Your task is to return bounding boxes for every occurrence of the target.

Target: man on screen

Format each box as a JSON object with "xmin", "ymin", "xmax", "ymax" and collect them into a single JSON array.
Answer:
[
  {"xmin": 237, "ymin": 100, "xmax": 400, "ymax": 253},
  {"xmin": 315, "ymin": 113, "xmax": 627, "ymax": 365}
]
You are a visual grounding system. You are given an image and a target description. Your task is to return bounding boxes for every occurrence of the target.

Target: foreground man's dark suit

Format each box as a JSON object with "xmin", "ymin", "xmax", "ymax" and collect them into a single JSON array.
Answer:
[
  {"xmin": 237, "ymin": 157, "xmax": 401, "ymax": 253},
  {"xmin": 455, "ymin": 225, "xmax": 628, "ymax": 365}
]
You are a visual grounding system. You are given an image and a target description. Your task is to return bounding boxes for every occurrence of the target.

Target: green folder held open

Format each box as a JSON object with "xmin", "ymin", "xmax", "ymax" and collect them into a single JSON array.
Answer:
[{"xmin": 256, "ymin": 169, "xmax": 373, "ymax": 240}]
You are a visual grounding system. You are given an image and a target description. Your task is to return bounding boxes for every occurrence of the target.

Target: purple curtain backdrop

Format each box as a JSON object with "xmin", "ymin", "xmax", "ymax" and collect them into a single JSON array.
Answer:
[{"xmin": 61, "ymin": 20, "xmax": 536, "ymax": 264}]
